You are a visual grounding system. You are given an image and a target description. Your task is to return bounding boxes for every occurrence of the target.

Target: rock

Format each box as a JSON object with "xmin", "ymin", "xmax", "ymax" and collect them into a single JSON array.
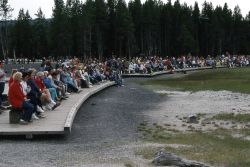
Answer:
[
  {"xmin": 152, "ymin": 151, "xmax": 210, "ymax": 167},
  {"xmin": 231, "ymin": 125, "xmax": 237, "ymax": 128},
  {"xmin": 188, "ymin": 125, "xmax": 193, "ymax": 128},
  {"xmin": 187, "ymin": 115, "xmax": 198, "ymax": 123},
  {"xmin": 214, "ymin": 124, "xmax": 219, "ymax": 127}
]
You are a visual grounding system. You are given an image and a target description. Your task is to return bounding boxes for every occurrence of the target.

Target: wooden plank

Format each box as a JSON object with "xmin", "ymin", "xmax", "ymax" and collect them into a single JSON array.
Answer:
[
  {"xmin": 0, "ymin": 81, "xmax": 115, "ymax": 137},
  {"xmin": 122, "ymin": 66, "xmax": 226, "ymax": 78}
]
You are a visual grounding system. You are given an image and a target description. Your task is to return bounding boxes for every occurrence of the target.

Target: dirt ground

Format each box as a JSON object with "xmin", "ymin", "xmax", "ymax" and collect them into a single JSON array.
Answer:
[{"xmin": 150, "ymin": 90, "xmax": 250, "ymax": 134}]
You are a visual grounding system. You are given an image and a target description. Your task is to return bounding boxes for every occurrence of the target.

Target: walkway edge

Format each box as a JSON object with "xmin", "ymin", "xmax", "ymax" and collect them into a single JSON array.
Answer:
[
  {"xmin": 64, "ymin": 81, "xmax": 115, "ymax": 134},
  {"xmin": 122, "ymin": 71, "xmax": 172, "ymax": 78},
  {"xmin": 122, "ymin": 66, "xmax": 226, "ymax": 78}
]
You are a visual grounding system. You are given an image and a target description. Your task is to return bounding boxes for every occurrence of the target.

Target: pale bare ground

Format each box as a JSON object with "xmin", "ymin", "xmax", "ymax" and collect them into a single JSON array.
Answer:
[
  {"xmin": 58, "ymin": 142, "xmax": 166, "ymax": 167},
  {"xmin": 58, "ymin": 89, "xmax": 250, "ymax": 167},
  {"xmin": 151, "ymin": 90, "xmax": 250, "ymax": 132},
  {"xmin": 81, "ymin": 90, "xmax": 250, "ymax": 167}
]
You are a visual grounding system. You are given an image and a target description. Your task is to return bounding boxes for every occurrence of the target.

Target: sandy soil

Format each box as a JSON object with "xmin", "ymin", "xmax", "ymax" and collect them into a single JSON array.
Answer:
[{"xmin": 150, "ymin": 90, "xmax": 250, "ymax": 132}]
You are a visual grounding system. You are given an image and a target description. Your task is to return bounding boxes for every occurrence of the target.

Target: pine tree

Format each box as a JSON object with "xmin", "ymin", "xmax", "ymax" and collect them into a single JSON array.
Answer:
[
  {"xmin": 128, "ymin": 0, "xmax": 142, "ymax": 54},
  {"xmin": 50, "ymin": 0, "xmax": 67, "ymax": 59},
  {"xmin": 0, "ymin": 0, "xmax": 13, "ymax": 60},
  {"xmin": 115, "ymin": 0, "xmax": 134, "ymax": 58},
  {"xmin": 33, "ymin": 8, "xmax": 49, "ymax": 59},
  {"xmin": 12, "ymin": 9, "xmax": 33, "ymax": 59}
]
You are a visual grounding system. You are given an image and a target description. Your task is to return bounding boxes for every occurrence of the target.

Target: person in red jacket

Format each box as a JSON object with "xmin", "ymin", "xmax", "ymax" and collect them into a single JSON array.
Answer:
[
  {"xmin": 8, "ymin": 72, "xmax": 34, "ymax": 124},
  {"xmin": 8, "ymin": 69, "xmax": 18, "ymax": 87},
  {"xmin": 35, "ymin": 71, "xmax": 59, "ymax": 110}
]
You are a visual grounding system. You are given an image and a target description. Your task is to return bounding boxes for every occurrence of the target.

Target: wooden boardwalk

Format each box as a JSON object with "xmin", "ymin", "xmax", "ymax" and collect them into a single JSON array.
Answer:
[
  {"xmin": 0, "ymin": 81, "xmax": 115, "ymax": 138},
  {"xmin": 122, "ymin": 70, "xmax": 172, "ymax": 78},
  {"xmin": 122, "ymin": 66, "xmax": 225, "ymax": 78}
]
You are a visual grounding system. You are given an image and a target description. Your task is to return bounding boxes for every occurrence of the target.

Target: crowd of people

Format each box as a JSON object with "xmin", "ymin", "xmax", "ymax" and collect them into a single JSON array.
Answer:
[
  {"xmin": 1, "ymin": 53, "xmax": 250, "ymax": 125},
  {"xmin": 219, "ymin": 54, "xmax": 250, "ymax": 68},
  {"xmin": 2, "ymin": 58, "xmax": 123, "ymax": 124},
  {"xmin": 124, "ymin": 54, "xmax": 250, "ymax": 74}
]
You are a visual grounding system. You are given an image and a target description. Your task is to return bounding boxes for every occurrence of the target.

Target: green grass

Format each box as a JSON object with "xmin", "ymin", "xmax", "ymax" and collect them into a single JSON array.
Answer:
[
  {"xmin": 212, "ymin": 113, "xmax": 250, "ymax": 122},
  {"xmin": 140, "ymin": 68, "xmax": 250, "ymax": 93},
  {"xmin": 165, "ymin": 131, "xmax": 250, "ymax": 167},
  {"xmin": 137, "ymin": 123, "xmax": 250, "ymax": 167}
]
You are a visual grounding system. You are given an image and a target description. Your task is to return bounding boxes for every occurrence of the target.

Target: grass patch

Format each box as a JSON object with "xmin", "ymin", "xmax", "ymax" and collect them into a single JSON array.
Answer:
[
  {"xmin": 138, "ymin": 122, "xmax": 171, "ymax": 142},
  {"xmin": 137, "ymin": 123, "xmax": 250, "ymax": 167},
  {"xmin": 136, "ymin": 147, "xmax": 159, "ymax": 160},
  {"xmin": 124, "ymin": 162, "xmax": 134, "ymax": 167},
  {"xmin": 140, "ymin": 68, "xmax": 250, "ymax": 93},
  {"xmin": 212, "ymin": 113, "xmax": 250, "ymax": 122},
  {"xmin": 197, "ymin": 113, "xmax": 207, "ymax": 118},
  {"xmin": 165, "ymin": 130, "xmax": 250, "ymax": 167}
]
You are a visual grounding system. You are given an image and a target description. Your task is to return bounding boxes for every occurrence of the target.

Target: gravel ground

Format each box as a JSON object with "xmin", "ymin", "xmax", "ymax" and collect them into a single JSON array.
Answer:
[{"xmin": 0, "ymin": 78, "xmax": 167, "ymax": 167}]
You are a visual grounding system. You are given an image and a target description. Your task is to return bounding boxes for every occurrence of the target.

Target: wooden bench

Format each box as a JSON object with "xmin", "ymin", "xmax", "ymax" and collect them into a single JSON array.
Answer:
[{"xmin": 9, "ymin": 108, "xmax": 22, "ymax": 124}]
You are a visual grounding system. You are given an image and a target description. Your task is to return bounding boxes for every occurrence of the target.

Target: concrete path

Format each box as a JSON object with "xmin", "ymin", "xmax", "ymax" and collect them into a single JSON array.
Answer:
[{"xmin": 0, "ymin": 81, "xmax": 115, "ymax": 138}]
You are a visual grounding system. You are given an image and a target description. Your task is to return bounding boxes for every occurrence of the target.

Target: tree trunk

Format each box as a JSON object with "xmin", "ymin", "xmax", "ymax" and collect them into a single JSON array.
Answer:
[
  {"xmin": 89, "ymin": 27, "xmax": 92, "ymax": 58},
  {"xmin": 128, "ymin": 38, "xmax": 131, "ymax": 60},
  {"xmin": 0, "ymin": 30, "xmax": 6, "ymax": 60},
  {"xmin": 83, "ymin": 30, "xmax": 86, "ymax": 60}
]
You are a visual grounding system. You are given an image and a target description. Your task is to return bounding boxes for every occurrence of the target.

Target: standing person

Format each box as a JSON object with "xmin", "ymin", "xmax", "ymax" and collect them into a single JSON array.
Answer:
[{"xmin": 0, "ymin": 61, "xmax": 6, "ymax": 110}]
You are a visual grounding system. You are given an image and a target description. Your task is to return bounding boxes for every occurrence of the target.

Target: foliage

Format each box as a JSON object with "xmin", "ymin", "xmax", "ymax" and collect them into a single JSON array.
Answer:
[{"xmin": 2, "ymin": 0, "xmax": 250, "ymax": 60}]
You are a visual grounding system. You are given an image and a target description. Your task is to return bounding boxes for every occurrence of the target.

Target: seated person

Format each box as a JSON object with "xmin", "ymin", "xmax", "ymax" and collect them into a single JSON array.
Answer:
[
  {"xmin": 8, "ymin": 72, "xmax": 35, "ymax": 124},
  {"xmin": 8, "ymin": 69, "xmax": 18, "ymax": 87},
  {"xmin": 60, "ymin": 67, "xmax": 79, "ymax": 93},
  {"xmin": 35, "ymin": 71, "xmax": 60, "ymax": 110},
  {"xmin": 75, "ymin": 66, "xmax": 90, "ymax": 88},
  {"xmin": 50, "ymin": 70, "xmax": 68, "ymax": 99},
  {"xmin": 43, "ymin": 71, "xmax": 59, "ymax": 102},
  {"xmin": 21, "ymin": 71, "xmax": 44, "ymax": 119},
  {"xmin": 128, "ymin": 62, "xmax": 135, "ymax": 74}
]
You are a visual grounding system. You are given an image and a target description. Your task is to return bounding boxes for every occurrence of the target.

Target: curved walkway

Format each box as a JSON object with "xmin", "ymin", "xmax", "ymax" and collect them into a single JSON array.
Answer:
[
  {"xmin": 122, "ymin": 66, "xmax": 225, "ymax": 78},
  {"xmin": 0, "ymin": 66, "xmax": 225, "ymax": 139},
  {"xmin": 0, "ymin": 81, "xmax": 115, "ymax": 139}
]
